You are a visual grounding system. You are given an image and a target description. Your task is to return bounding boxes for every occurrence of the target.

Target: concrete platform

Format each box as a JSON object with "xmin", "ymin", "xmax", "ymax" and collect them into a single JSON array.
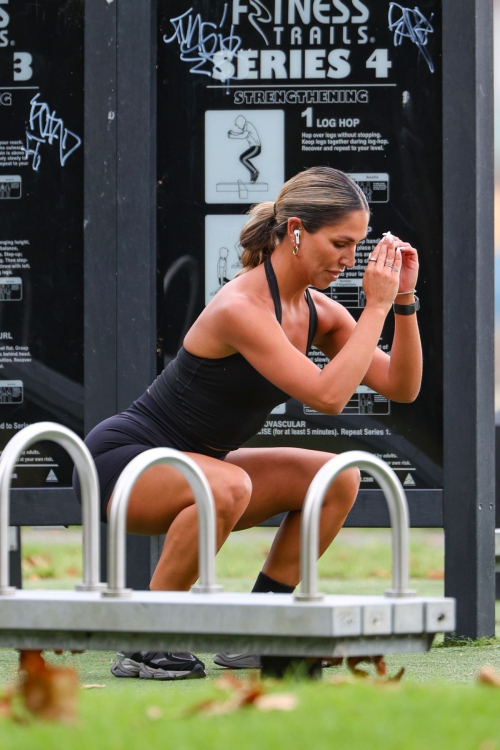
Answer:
[{"xmin": 0, "ymin": 590, "xmax": 455, "ymax": 657}]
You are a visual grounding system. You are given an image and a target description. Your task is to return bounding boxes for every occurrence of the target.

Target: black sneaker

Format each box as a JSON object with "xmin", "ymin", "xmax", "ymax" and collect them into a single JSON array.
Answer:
[
  {"xmin": 139, "ymin": 652, "xmax": 206, "ymax": 681},
  {"xmin": 110, "ymin": 651, "xmax": 206, "ymax": 680},
  {"xmin": 110, "ymin": 651, "xmax": 143, "ymax": 678},
  {"xmin": 213, "ymin": 653, "xmax": 261, "ymax": 669}
]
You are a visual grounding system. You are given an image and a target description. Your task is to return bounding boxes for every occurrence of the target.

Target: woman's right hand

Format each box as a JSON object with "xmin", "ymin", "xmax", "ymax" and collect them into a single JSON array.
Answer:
[{"xmin": 363, "ymin": 235, "xmax": 402, "ymax": 313}]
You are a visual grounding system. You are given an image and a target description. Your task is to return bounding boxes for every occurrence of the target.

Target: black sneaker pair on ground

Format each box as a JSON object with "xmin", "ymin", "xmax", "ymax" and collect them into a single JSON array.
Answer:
[{"xmin": 110, "ymin": 651, "xmax": 260, "ymax": 680}]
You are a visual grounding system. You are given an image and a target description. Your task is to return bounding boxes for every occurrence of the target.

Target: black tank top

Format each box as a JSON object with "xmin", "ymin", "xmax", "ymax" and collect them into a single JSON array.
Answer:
[{"xmin": 148, "ymin": 258, "xmax": 318, "ymax": 453}]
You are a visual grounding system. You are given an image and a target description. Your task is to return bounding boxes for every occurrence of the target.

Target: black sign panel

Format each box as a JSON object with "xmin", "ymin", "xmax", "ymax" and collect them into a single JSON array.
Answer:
[
  {"xmin": 157, "ymin": 0, "xmax": 442, "ymax": 492},
  {"xmin": 0, "ymin": 2, "xmax": 84, "ymax": 487}
]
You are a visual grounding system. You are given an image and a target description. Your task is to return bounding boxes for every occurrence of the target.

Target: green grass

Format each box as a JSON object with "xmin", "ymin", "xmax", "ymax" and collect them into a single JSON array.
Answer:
[
  {"xmin": 21, "ymin": 526, "xmax": 444, "ymax": 589},
  {"xmin": 2, "ymin": 680, "xmax": 500, "ymax": 749},
  {"xmin": 3, "ymin": 527, "xmax": 498, "ymax": 747}
]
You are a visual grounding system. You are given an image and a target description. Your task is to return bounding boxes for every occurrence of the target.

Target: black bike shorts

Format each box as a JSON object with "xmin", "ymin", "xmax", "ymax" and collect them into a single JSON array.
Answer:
[{"xmin": 72, "ymin": 391, "xmax": 227, "ymax": 522}]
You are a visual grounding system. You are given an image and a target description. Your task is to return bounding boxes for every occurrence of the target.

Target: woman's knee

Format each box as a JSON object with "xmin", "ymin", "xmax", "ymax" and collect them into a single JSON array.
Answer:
[
  {"xmin": 213, "ymin": 466, "xmax": 252, "ymax": 527},
  {"xmin": 322, "ymin": 457, "xmax": 360, "ymax": 512}
]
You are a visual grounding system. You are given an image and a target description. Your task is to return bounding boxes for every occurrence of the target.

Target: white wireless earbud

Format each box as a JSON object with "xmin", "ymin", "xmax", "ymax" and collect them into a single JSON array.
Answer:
[{"xmin": 294, "ymin": 229, "xmax": 300, "ymax": 245}]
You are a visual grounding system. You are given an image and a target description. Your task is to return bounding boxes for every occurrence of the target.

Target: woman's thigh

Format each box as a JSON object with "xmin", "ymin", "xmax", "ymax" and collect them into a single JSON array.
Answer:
[
  {"xmin": 110, "ymin": 451, "xmax": 251, "ymax": 536},
  {"xmin": 224, "ymin": 446, "xmax": 345, "ymax": 529}
]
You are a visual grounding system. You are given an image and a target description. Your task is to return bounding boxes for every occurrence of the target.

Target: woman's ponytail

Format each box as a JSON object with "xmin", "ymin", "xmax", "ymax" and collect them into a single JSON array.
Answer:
[{"xmin": 237, "ymin": 201, "xmax": 277, "ymax": 273}]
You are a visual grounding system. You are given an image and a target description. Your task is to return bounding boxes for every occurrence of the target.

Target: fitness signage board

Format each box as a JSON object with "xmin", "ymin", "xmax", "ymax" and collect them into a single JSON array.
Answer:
[
  {"xmin": 157, "ymin": 0, "xmax": 443, "ymax": 492},
  {"xmin": 0, "ymin": 3, "xmax": 84, "ymax": 488}
]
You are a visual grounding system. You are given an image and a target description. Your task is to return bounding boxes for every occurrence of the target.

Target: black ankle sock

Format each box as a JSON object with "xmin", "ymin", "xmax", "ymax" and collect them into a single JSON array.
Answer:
[{"xmin": 252, "ymin": 571, "xmax": 296, "ymax": 594}]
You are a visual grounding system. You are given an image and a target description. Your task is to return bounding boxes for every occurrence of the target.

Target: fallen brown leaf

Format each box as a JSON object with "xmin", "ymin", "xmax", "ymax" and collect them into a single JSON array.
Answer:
[
  {"xmin": 347, "ymin": 656, "xmax": 404, "ymax": 683},
  {"xmin": 146, "ymin": 706, "xmax": 164, "ymax": 720},
  {"xmin": 254, "ymin": 693, "xmax": 299, "ymax": 712},
  {"xmin": 23, "ymin": 554, "xmax": 51, "ymax": 568},
  {"xmin": 185, "ymin": 672, "xmax": 273, "ymax": 717},
  {"xmin": 214, "ymin": 672, "xmax": 246, "ymax": 691},
  {"xmin": 478, "ymin": 666, "xmax": 500, "ymax": 687},
  {"xmin": 478, "ymin": 741, "xmax": 497, "ymax": 750},
  {"xmin": 388, "ymin": 667, "xmax": 405, "ymax": 682},
  {"xmin": 347, "ymin": 656, "xmax": 381, "ymax": 677},
  {"xmin": 0, "ymin": 687, "xmax": 15, "ymax": 719},
  {"xmin": 372, "ymin": 568, "xmax": 391, "ymax": 579},
  {"xmin": 373, "ymin": 656, "xmax": 387, "ymax": 677},
  {"xmin": 18, "ymin": 650, "xmax": 79, "ymax": 723},
  {"xmin": 426, "ymin": 569, "xmax": 444, "ymax": 580},
  {"xmin": 329, "ymin": 675, "xmax": 355, "ymax": 686}
]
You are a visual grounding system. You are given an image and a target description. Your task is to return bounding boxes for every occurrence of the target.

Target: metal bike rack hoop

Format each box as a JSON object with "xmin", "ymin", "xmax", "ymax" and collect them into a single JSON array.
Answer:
[
  {"xmin": 295, "ymin": 451, "xmax": 416, "ymax": 602},
  {"xmin": 0, "ymin": 422, "xmax": 104, "ymax": 595},
  {"xmin": 103, "ymin": 448, "xmax": 222, "ymax": 598}
]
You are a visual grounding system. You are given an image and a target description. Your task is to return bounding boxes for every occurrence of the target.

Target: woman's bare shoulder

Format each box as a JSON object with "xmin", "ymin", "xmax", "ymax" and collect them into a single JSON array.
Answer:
[
  {"xmin": 183, "ymin": 268, "xmax": 273, "ymax": 356},
  {"xmin": 309, "ymin": 288, "xmax": 353, "ymax": 336},
  {"xmin": 206, "ymin": 267, "xmax": 270, "ymax": 315}
]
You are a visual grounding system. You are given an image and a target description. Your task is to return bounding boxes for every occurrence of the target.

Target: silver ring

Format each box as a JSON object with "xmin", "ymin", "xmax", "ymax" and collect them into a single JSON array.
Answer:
[
  {"xmin": 368, "ymin": 257, "xmax": 377, "ymax": 262},
  {"xmin": 385, "ymin": 262, "xmax": 394, "ymax": 268}
]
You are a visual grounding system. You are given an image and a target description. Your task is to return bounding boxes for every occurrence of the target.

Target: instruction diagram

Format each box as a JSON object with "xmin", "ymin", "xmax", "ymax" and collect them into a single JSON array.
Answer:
[
  {"xmin": 350, "ymin": 173, "xmax": 389, "ymax": 203},
  {"xmin": 305, "ymin": 385, "xmax": 390, "ymax": 416},
  {"xmin": 0, "ymin": 277, "xmax": 22, "ymax": 301},
  {"xmin": 325, "ymin": 278, "xmax": 366, "ymax": 309},
  {"xmin": 205, "ymin": 110, "xmax": 284, "ymax": 203},
  {"xmin": 0, "ymin": 176, "xmax": 22, "ymax": 199},
  {"xmin": 205, "ymin": 214, "xmax": 249, "ymax": 304},
  {"xmin": 0, "ymin": 380, "xmax": 23, "ymax": 404}
]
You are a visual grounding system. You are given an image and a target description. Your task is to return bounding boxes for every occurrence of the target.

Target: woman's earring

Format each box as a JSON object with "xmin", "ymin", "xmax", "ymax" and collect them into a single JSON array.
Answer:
[{"xmin": 292, "ymin": 229, "xmax": 300, "ymax": 256}]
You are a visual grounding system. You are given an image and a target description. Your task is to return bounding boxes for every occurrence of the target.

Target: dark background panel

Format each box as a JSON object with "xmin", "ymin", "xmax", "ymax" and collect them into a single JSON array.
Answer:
[
  {"xmin": 0, "ymin": 0, "xmax": 84, "ymax": 488},
  {"xmin": 156, "ymin": 0, "xmax": 443, "ymax": 493}
]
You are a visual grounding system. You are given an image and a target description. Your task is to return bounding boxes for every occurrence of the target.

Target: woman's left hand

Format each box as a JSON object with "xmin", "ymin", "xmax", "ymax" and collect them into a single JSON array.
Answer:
[{"xmin": 387, "ymin": 235, "xmax": 419, "ymax": 293}]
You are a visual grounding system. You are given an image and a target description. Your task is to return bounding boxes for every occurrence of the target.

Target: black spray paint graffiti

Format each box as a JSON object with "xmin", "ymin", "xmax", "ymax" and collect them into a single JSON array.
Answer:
[
  {"xmin": 164, "ymin": 5, "xmax": 242, "ymax": 82},
  {"xmin": 388, "ymin": 4, "xmax": 435, "ymax": 73},
  {"xmin": 23, "ymin": 94, "xmax": 82, "ymax": 172}
]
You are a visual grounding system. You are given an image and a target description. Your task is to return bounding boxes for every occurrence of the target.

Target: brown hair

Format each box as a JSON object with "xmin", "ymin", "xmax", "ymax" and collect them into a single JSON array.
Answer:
[{"xmin": 238, "ymin": 166, "xmax": 369, "ymax": 273}]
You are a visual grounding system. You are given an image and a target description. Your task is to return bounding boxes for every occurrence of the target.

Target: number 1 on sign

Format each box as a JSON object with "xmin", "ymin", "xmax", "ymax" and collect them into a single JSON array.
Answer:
[{"xmin": 301, "ymin": 107, "xmax": 313, "ymax": 128}]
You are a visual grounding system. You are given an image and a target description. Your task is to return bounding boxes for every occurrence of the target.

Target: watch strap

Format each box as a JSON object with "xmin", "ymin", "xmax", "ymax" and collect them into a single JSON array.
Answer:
[{"xmin": 393, "ymin": 294, "xmax": 420, "ymax": 315}]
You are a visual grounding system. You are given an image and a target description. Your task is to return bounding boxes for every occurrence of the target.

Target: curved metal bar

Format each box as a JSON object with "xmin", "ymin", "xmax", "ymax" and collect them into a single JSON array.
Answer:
[
  {"xmin": 295, "ymin": 451, "xmax": 416, "ymax": 601},
  {"xmin": 103, "ymin": 448, "xmax": 221, "ymax": 597},
  {"xmin": 0, "ymin": 422, "xmax": 102, "ymax": 595},
  {"xmin": 162, "ymin": 255, "xmax": 200, "ymax": 352}
]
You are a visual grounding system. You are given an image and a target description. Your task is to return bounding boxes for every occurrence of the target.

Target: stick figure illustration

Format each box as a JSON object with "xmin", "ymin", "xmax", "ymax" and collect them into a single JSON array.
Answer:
[
  {"xmin": 210, "ymin": 247, "xmax": 230, "ymax": 296},
  {"xmin": 231, "ymin": 240, "xmax": 243, "ymax": 269},
  {"xmin": 358, "ymin": 181, "xmax": 373, "ymax": 202},
  {"xmin": 227, "ymin": 116, "xmax": 262, "ymax": 183}
]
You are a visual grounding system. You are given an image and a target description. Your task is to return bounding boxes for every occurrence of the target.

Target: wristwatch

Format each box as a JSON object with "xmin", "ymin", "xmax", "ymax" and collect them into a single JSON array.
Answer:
[{"xmin": 393, "ymin": 295, "xmax": 420, "ymax": 315}]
